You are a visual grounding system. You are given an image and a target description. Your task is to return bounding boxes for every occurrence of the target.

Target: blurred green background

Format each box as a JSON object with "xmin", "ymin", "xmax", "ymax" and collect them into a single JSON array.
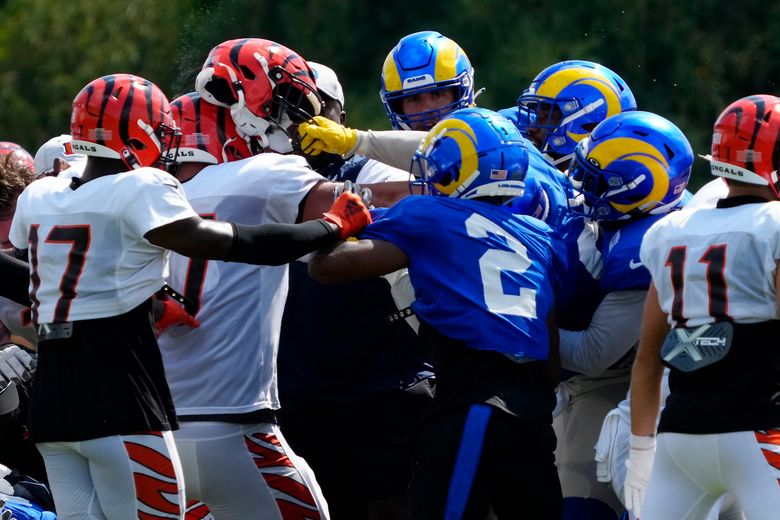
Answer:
[{"xmin": 1, "ymin": 0, "xmax": 777, "ymax": 189}]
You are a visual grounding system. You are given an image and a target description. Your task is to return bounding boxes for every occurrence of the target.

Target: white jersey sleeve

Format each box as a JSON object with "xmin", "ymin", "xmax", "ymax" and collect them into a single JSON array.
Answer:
[
  {"xmin": 122, "ymin": 168, "xmax": 198, "ymax": 236},
  {"xmin": 641, "ymin": 202, "xmax": 780, "ymax": 327},
  {"xmin": 9, "ymin": 168, "xmax": 197, "ymax": 323}
]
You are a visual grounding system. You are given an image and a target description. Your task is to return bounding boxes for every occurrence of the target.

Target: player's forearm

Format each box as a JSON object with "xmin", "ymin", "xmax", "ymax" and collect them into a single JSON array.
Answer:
[
  {"xmin": 147, "ymin": 217, "xmax": 339, "ymax": 265},
  {"xmin": 630, "ymin": 360, "xmax": 664, "ymax": 436},
  {"xmin": 226, "ymin": 220, "xmax": 338, "ymax": 265},
  {"xmin": 353, "ymin": 130, "xmax": 425, "ymax": 171},
  {"xmin": 0, "ymin": 252, "xmax": 31, "ymax": 306},
  {"xmin": 630, "ymin": 285, "xmax": 669, "ymax": 436},
  {"xmin": 559, "ymin": 290, "xmax": 646, "ymax": 375}
]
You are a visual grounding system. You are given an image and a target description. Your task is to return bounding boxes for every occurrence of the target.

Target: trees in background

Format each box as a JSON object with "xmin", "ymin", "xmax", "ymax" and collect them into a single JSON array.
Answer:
[{"xmin": 1, "ymin": 0, "xmax": 777, "ymax": 189}]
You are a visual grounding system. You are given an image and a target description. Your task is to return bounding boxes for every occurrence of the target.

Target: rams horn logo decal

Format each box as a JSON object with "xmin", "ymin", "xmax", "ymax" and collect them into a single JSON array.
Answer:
[
  {"xmin": 535, "ymin": 68, "xmax": 622, "ymax": 144},
  {"xmin": 421, "ymin": 118, "xmax": 479, "ymax": 195},
  {"xmin": 587, "ymin": 137, "xmax": 669, "ymax": 213}
]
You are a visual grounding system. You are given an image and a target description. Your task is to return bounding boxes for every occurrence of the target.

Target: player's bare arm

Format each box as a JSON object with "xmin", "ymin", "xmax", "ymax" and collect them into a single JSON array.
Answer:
[
  {"xmin": 630, "ymin": 283, "xmax": 670, "ymax": 436},
  {"xmin": 300, "ymin": 180, "xmax": 414, "ymax": 222},
  {"xmin": 309, "ymin": 238, "xmax": 407, "ymax": 284}
]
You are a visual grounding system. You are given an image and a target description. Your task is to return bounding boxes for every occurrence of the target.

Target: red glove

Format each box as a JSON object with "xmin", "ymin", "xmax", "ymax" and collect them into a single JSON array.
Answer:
[
  {"xmin": 322, "ymin": 191, "xmax": 373, "ymax": 240},
  {"xmin": 155, "ymin": 298, "xmax": 200, "ymax": 333}
]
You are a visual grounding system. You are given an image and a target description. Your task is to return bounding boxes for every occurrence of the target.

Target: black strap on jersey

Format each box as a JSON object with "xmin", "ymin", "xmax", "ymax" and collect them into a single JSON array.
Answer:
[{"xmin": 386, "ymin": 306, "xmax": 415, "ymax": 325}]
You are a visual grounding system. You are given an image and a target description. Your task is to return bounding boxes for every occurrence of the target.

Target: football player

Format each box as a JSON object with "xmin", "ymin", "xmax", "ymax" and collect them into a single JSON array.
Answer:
[
  {"xmin": 8, "ymin": 73, "xmax": 370, "ymax": 519},
  {"xmin": 0, "ymin": 142, "xmax": 34, "ymax": 174},
  {"xmin": 628, "ymin": 94, "xmax": 780, "ymax": 519},
  {"xmin": 297, "ymin": 31, "xmax": 476, "ymax": 171},
  {"xmin": 518, "ymin": 60, "xmax": 637, "ymax": 171},
  {"xmin": 158, "ymin": 89, "xmax": 333, "ymax": 520},
  {"xmin": 32, "ymin": 134, "xmax": 86, "ymax": 179},
  {"xmin": 278, "ymin": 61, "xmax": 433, "ymax": 519},
  {"xmin": 555, "ymin": 110, "xmax": 693, "ymax": 517},
  {"xmin": 310, "ymin": 107, "xmax": 567, "ymax": 519},
  {"xmin": 161, "ymin": 44, "xmax": 420, "ymax": 519},
  {"xmin": 513, "ymin": 60, "xmax": 646, "ymax": 518}
]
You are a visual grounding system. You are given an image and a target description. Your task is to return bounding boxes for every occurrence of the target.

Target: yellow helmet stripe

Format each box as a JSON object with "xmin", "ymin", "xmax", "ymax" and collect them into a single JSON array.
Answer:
[
  {"xmin": 422, "ymin": 118, "xmax": 478, "ymax": 195},
  {"xmin": 588, "ymin": 137, "xmax": 670, "ymax": 214},
  {"xmin": 434, "ymin": 38, "xmax": 461, "ymax": 82},
  {"xmin": 382, "ymin": 51, "xmax": 403, "ymax": 93}
]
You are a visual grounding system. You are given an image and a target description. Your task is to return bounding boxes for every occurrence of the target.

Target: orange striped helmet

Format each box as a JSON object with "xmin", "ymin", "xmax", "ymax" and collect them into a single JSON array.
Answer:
[
  {"xmin": 170, "ymin": 92, "xmax": 252, "ymax": 165},
  {"xmin": 707, "ymin": 94, "xmax": 780, "ymax": 198},
  {"xmin": 195, "ymin": 38, "xmax": 321, "ymax": 143},
  {"xmin": 70, "ymin": 73, "xmax": 179, "ymax": 170}
]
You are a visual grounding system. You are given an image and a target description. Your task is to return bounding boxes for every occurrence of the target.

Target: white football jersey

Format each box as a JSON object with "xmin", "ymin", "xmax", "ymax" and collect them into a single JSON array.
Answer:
[
  {"xmin": 157, "ymin": 153, "xmax": 323, "ymax": 416},
  {"xmin": 9, "ymin": 168, "xmax": 196, "ymax": 323},
  {"xmin": 683, "ymin": 178, "xmax": 728, "ymax": 211},
  {"xmin": 641, "ymin": 200, "xmax": 780, "ymax": 327}
]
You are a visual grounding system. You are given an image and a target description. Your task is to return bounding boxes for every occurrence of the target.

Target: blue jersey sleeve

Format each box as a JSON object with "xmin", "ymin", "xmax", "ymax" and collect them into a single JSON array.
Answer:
[
  {"xmin": 497, "ymin": 106, "xmax": 534, "ymax": 137},
  {"xmin": 360, "ymin": 196, "xmax": 429, "ymax": 249},
  {"xmin": 524, "ymin": 145, "xmax": 572, "ymax": 229}
]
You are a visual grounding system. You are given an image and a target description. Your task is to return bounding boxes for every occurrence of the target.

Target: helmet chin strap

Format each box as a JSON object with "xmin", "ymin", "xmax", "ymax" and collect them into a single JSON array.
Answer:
[
  {"xmin": 231, "ymin": 104, "xmax": 271, "ymax": 149},
  {"xmin": 545, "ymin": 150, "xmax": 573, "ymax": 169}
]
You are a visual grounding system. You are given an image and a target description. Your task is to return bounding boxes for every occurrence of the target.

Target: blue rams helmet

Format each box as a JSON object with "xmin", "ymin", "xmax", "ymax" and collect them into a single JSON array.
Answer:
[
  {"xmin": 380, "ymin": 31, "xmax": 475, "ymax": 131},
  {"xmin": 568, "ymin": 111, "xmax": 693, "ymax": 221},
  {"xmin": 518, "ymin": 60, "xmax": 636, "ymax": 166},
  {"xmin": 412, "ymin": 107, "xmax": 529, "ymax": 200}
]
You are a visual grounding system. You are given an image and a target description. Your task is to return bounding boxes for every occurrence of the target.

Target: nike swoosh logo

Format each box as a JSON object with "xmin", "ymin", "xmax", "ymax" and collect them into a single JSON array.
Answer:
[{"xmin": 629, "ymin": 259, "xmax": 643, "ymax": 269}]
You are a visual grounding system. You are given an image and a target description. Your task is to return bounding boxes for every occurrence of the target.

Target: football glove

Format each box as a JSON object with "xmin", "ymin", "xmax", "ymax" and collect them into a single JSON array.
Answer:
[
  {"xmin": 322, "ymin": 191, "xmax": 373, "ymax": 240},
  {"xmin": 298, "ymin": 116, "xmax": 357, "ymax": 156},
  {"xmin": 333, "ymin": 180, "xmax": 373, "ymax": 208},
  {"xmin": 624, "ymin": 433, "xmax": 656, "ymax": 518},
  {"xmin": 155, "ymin": 298, "xmax": 200, "ymax": 333},
  {"xmin": 0, "ymin": 345, "xmax": 35, "ymax": 387}
]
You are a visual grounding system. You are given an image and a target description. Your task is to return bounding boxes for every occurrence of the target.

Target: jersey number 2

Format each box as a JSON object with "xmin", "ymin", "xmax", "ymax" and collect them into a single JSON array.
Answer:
[{"xmin": 465, "ymin": 213, "xmax": 537, "ymax": 318}]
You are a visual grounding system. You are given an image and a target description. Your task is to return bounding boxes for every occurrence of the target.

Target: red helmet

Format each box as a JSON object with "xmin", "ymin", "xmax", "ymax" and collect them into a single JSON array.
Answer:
[
  {"xmin": 0, "ymin": 142, "xmax": 34, "ymax": 172},
  {"xmin": 170, "ymin": 92, "xmax": 252, "ymax": 165},
  {"xmin": 195, "ymin": 38, "xmax": 321, "ymax": 145},
  {"xmin": 70, "ymin": 73, "xmax": 179, "ymax": 170},
  {"xmin": 708, "ymin": 94, "xmax": 780, "ymax": 197}
]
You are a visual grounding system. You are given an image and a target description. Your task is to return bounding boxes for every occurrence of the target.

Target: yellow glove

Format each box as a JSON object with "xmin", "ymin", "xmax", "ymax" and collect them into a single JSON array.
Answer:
[{"xmin": 298, "ymin": 116, "xmax": 357, "ymax": 156}]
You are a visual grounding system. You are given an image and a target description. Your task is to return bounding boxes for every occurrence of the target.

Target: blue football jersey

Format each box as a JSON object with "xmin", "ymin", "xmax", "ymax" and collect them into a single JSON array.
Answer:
[
  {"xmin": 497, "ymin": 106, "xmax": 535, "ymax": 137},
  {"xmin": 524, "ymin": 144, "xmax": 572, "ymax": 230},
  {"xmin": 555, "ymin": 215, "xmax": 605, "ymax": 330},
  {"xmin": 360, "ymin": 196, "xmax": 566, "ymax": 360},
  {"xmin": 597, "ymin": 214, "xmax": 667, "ymax": 292}
]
